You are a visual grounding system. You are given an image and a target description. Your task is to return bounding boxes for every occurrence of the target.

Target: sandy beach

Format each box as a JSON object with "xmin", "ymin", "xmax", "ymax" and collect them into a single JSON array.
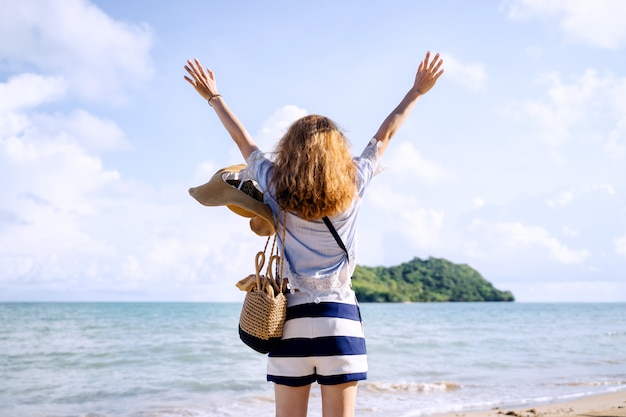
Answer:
[{"xmin": 437, "ymin": 391, "xmax": 626, "ymax": 417}]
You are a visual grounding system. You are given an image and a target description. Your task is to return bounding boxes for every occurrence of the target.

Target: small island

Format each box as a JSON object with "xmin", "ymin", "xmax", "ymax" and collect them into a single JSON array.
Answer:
[{"xmin": 352, "ymin": 256, "xmax": 514, "ymax": 302}]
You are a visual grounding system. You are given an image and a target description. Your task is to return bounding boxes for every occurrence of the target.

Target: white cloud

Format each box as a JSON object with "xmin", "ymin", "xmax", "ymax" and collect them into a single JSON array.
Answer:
[
  {"xmin": 0, "ymin": 131, "xmax": 122, "ymax": 287},
  {"xmin": 470, "ymin": 197, "xmax": 485, "ymax": 209},
  {"xmin": 0, "ymin": 134, "xmax": 120, "ymax": 215},
  {"xmin": 588, "ymin": 183, "xmax": 616, "ymax": 195},
  {"xmin": 547, "ymin": 184, "xmax": 615, "ymax": 207},
  {"xmin": 520, "ymin": 70, "xmax": 626, "ymax": 158},
  {"xmin": 523, "ymin": 70, "xmax": 604, "ymax": 149},
  {"xmin": 468, "ymin": 220, "xmax": 590, "ymax": 264},
  {"xmin": 505, "ymin": 280, "xmax": 626, "ymax": 302},
  {"xmin": 0, "ymin": 0, "xmax": 154, "ymax": 103},
  {"xmin": 439, "ymin": 53, "xmax": 487, "ymax": 92},
  {"xmin": 31, "ymin": 110, "xmax": 129, "ymax": 152},
  {"xmin": 504, "ymin": 0, "xmax": 626, "ymax": 49},
  {"xmin": 522, "ymin": 46, "xmax": 544, "ymax": 59},
  {"xmin": 383, "ymin": 141, "xmax": 455, "ymax": 186},
  {"xmin": 547, "ymin": 191, "xmax": 574, "ymax": 207},
  {"xmin": 0, "ymin": 127, "xmax": 265, "ymax": 301},
  {"xmin": 0, "ymin": 0, "xmax": 167, "ymax": 300},
  {"xmin": 615, "ymin": 234, "xmax": 626, "ymax": 256},
  {"xmin": 0, "ymin": 73, "xmax": 67, "ymax": 112},
  {"xmin": 256, "ymin": 105, "xmax": 307, "ymax": 150},
  {"xmin": 605, "ymin": 121, "xmax": 626, "ymax": 158},
  {"xmin": 562, "ymin": 226, "xmax": 580, "ymax": 237},
  {"xmin": 368, "ymin": 184, "xmax": 445, "ymax": 250},
  {"xmin": 0, "ymin": 73, "xmax": 69, "ymax": 154},
  {"xmin": 191, "ymin": 161, "xmax": 219, "ymax": 187}
]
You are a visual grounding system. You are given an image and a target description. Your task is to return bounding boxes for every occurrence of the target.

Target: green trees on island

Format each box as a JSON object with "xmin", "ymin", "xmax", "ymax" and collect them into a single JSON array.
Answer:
[{"xmin": 352, "ymin": 257, "xmax": 514, "ymax": 302}]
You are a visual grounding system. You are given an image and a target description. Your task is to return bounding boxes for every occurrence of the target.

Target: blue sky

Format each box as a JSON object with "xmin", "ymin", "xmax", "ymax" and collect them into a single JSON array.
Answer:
[{"xmin": 1, "ymin": 0, "xmax": 625, "ymax": 302}]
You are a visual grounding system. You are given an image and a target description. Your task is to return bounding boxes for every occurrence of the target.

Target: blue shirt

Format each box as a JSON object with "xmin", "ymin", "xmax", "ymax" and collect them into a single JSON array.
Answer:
[{"xmin": 244, "ymin": 138, "xmax": 382, "ymax": 301}]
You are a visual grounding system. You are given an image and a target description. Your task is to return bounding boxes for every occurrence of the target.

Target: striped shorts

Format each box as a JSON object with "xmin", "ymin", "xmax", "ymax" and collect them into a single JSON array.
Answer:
[{"xmin": 267, "ymin": 292, "xmax": 368, "ymax": 386}]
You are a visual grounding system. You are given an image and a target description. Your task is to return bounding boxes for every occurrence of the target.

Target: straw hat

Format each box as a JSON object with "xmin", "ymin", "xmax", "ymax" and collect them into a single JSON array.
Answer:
[{"xmin": 189, "ymin": 164, "xmax": 276, "ymax": 236}]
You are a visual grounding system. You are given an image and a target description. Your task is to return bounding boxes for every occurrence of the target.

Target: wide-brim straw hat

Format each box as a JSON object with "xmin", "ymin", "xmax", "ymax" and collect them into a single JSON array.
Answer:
[{"xmin": 189, "ymin": 164, "xmax": 275, "ymax": 236}]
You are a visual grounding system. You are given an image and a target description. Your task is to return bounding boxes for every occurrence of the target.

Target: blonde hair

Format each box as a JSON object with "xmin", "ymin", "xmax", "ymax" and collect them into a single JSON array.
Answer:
[{"xmin": 271, "ymin": 115, "xmax": 357, "ymax": 220}]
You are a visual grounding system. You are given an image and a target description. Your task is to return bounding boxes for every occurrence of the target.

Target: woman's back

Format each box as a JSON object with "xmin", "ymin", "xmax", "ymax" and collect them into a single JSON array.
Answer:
[{"xmin": 244, "ymin": 134, "xmax": 381, "ymax": 301}]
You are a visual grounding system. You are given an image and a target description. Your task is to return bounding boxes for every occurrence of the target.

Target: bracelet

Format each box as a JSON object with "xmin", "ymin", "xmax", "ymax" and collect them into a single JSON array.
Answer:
[{"xmin": 207, "ymin": 94, "xmax": 222, "ymax": 106}]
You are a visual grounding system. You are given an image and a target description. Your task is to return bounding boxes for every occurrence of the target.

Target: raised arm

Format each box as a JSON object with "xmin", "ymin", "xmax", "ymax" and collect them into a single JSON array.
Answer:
[
  {"xmin": 371, "ymin": 51, "xmax": 444, "ymax": 156},
  {"xmin": 184, "ymin": 58, "xmax": 259, "ymax": 160}
]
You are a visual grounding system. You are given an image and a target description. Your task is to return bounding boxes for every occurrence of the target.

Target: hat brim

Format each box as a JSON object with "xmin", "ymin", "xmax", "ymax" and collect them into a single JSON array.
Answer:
[{"xmin": 189, "ymin": 164, "xmax": 275, "ymax": 236}]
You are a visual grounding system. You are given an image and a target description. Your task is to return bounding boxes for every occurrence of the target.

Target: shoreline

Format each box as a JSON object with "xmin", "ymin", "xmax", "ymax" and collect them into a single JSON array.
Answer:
[{"xmin": 434, "ymin": 390, "xmax": 626, "ymax": 417}]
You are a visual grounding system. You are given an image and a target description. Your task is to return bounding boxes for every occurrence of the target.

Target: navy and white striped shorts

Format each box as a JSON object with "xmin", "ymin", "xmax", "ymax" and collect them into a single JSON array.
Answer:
[{"xmin": 267, "ymin": 293, "xmax": 368, "ymax": 386}]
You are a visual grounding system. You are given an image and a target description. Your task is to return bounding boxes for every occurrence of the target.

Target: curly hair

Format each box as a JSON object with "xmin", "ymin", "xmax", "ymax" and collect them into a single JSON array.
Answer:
[{"xmin": 270, "ymin": 115, "xmax": 357, "ymax": 220}]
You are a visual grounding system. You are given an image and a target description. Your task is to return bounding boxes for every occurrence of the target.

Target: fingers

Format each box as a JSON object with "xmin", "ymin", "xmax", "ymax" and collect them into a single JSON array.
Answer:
[
  {"xmin": 184, "ymin": 60, "xmax": 199, "ymax": 81},
  {"xmin": 186, "ymin": 58, "xmax": 198, "ymax": 73},
  {"xmin": 423, "ymin": 51, "xmax": 431, "ymax": 69},
  {"xmin": 431, "ymin": 56, "xmax": 443, "ymax": 74},
  {"xmin": 420, "ymin": 52, "xmax": 443, "ymax": 77},
  {"xmin": 418, "ymin": 51, "xmax": 443, "ymax": 75},
  {"xmin": 185, "ymin": 58, "xmax": 205, "ymax": 78},
  {"xmin": 413, "ymin": 51, "xmax": 444, "ymax": 94},
  {"xmin": 184, "ymin": 59, "xmax": 210, "ymax": 90},
  {"xmin": 194, "ymin": 58, "xmax": 207, "ymax": 77},
  {"xmin": 425, "ymin": 52, "xmax": 442, "ymax": 71},
  {"xmin": 185, "ymin": 58, "xmax": 216, "ymax": 85},
  {"xmin": 433, "ymin": 68, "xmax": 444, "ymax": 83}
]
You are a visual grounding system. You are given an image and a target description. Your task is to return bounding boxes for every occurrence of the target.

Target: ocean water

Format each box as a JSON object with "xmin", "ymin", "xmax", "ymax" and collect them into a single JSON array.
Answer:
[{"xmin": 1, "ymin": 302, "xmax": 625, "ymax": 417}]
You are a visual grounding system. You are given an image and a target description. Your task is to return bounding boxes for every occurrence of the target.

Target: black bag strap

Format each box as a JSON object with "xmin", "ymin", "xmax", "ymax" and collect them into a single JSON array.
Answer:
[{"xmin": 322, "ymin": 216, "xmax": 349, "ymax": 262}]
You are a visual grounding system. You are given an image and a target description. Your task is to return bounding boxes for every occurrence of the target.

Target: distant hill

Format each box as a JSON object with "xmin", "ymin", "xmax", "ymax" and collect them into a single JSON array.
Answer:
[{"xmin": 352, "ymin": 257, "xmax": 514, "ymax": 302}]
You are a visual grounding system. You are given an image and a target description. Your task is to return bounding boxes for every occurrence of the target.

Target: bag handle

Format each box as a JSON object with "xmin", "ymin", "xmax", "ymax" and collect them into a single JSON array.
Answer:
[
  {"xmin": 254, "ymin": 239, "xmax": 270, "ymax": 295},
  {"xmin": 274, "ymin": 210, "xmax": 286, "ymax": 293},
  {"xmin": 266, "ymin": 254, "xmax": 281, "ymax": 295},
  {"xmin": 257, "ymin": 210, "xmax": 287, "ymax": 296}
]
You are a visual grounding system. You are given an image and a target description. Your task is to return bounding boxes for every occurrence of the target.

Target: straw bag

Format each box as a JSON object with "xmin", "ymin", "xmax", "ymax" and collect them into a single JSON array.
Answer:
[{"xmin": 236, "ymin": 233, "xmax": 287, "ymax": 354}]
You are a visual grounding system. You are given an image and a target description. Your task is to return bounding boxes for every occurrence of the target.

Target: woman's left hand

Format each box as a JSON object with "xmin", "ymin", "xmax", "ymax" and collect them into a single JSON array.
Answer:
[
  {"xmin": 412, "ymin": 51, "xmax": 444, "ymax": 96},
  {"xmin": 184, "ymin": 58, "xmax": 218, "ymax": 101}
]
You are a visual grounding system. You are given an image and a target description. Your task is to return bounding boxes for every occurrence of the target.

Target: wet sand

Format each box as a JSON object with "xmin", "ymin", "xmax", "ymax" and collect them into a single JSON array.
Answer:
[{"xmin": 436, "ymin": 391, "xmax": 626, "ymax": 417}]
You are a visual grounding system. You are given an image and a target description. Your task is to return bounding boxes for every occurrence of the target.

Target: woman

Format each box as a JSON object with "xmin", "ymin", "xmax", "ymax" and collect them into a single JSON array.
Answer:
[{"xmin": 184, "ymin": 52, "xmax": 443, "ymax": 417}]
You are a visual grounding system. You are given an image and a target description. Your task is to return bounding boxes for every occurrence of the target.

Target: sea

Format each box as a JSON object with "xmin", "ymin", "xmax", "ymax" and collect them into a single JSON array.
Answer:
[{"xmin": 1, "ymin": 302, "xmax": 625, "ymax": 417}]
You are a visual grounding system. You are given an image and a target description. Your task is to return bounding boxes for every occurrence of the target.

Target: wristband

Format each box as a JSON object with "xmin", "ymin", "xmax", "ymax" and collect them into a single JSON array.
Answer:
[{"xmin": 207, "ymin": 94, "xmax": 222, "ymax": 106}]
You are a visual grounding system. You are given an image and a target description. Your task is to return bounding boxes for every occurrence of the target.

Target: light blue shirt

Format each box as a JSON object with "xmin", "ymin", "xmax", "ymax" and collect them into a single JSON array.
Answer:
[{"xmin": 244, "ymin": 139, "xmax": 382, "ymax": 301}]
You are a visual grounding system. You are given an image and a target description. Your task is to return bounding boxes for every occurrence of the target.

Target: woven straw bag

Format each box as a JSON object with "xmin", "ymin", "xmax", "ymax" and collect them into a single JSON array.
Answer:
[{"xmin": 236, "ymin": 233, "xmax": 287, "ymax": 354}]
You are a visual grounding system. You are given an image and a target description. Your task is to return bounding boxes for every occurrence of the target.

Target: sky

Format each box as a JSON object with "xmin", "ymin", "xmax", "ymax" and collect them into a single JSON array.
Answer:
[{"xmin": 1, "ymin": 0, "xmax": 625, "ymax": 302}]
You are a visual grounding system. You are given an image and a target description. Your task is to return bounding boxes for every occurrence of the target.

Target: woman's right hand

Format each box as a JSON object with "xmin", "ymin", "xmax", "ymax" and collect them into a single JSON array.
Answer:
[{"xmin": 184, "ymin": 58, "xmax": 219, "ymax": 101}]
